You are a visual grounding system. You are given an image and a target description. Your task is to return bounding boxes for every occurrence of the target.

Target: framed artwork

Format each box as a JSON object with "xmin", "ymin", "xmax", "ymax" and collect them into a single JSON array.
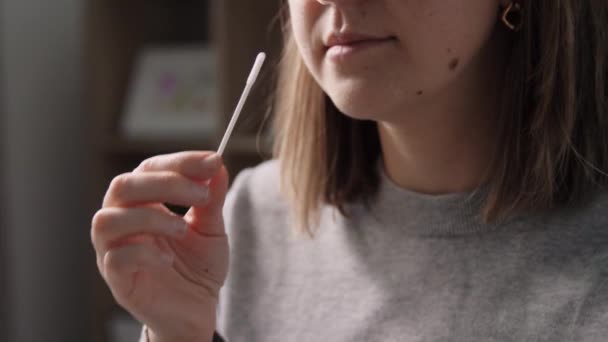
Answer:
[{"xmin": 121, "ymin": 46, "xmax": 219, "ymax": 140}]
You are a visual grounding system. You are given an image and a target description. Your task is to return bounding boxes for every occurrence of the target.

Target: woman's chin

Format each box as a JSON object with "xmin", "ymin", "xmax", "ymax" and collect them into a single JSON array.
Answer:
[{"xmin": 330, "ymin": 97, "xmax": 390, "ymax": 122}]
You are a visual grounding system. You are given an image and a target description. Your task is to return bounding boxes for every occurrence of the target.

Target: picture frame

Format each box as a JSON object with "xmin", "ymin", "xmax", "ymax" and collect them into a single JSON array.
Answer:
[{"xmin": 120, "ymin": 45, "xmax": 219, "ymax": 140}]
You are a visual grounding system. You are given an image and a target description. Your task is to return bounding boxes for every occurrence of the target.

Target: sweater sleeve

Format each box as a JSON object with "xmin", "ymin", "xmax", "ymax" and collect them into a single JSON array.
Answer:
[{"xmin": 216, "ymin": 167, "xmax": 256, "ymax": 340}]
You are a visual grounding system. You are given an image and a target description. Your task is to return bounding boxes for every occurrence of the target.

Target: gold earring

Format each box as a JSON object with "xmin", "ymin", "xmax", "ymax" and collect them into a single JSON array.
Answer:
[{"xmin": 501, "ymin": 2, "xmax": 523, "ymax": 32}]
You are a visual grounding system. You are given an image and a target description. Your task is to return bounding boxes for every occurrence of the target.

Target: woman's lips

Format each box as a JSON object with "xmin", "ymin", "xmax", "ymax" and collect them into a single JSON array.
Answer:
[{"xmin": 325, "ymin": 36, "xmax": 396, "ymax": 62}]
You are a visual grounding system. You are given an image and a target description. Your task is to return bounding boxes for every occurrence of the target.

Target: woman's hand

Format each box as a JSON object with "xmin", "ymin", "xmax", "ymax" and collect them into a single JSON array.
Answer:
[{"xmin": 91, "ymin": 151, "xmax": 229, "ymax": 342}]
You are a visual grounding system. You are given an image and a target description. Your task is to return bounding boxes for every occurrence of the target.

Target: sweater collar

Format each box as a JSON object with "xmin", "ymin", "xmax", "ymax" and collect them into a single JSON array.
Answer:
[{"xmin": 367, "ymin": 160, "xmax": 512, "ymax": 236}]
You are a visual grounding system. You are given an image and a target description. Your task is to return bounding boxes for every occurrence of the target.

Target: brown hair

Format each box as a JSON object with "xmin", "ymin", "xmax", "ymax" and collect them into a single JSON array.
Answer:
[{"xmin": 272, "ymin": 1, "xmax": 608, "ymax": 235}]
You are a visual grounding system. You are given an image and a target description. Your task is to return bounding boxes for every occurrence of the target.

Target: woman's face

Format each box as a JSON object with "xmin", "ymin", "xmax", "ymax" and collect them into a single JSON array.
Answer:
[{"xmin": 288, "ymin": 0, "xmax": 506, "ymax": 121}]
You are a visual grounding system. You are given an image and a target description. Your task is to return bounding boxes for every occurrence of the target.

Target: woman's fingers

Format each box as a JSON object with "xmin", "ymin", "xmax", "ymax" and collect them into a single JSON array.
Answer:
[
  {"xmin": 134, "ymin": 151, "xmax": 222, "ymax": 181},
  {"xmin": 95, "ymin": 150, "xmax": 230, "ymax": 264},
  {"xmin": 103, "ymin": 151, "xmax": 224, "ymax": 208},
  {"xmin": 91, "ymin": 206, "xmax": 188, "ymax": 253},
  {"xmin": 91, "ymin": 150, "xmax": 231, "ymax": 323},
  {"xmin": 103, "ymin": 171, "xmax": 211, "ymax": 208},
  {"xmin": 185, "ymin": 165, "xmax": 230, "ymax": 236}
]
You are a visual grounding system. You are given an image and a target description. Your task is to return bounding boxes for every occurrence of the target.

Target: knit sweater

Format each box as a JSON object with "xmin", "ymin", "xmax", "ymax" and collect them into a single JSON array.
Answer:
[{"xmin": 140, "ymin": 159, "xmax": 608, "ymax": 341}]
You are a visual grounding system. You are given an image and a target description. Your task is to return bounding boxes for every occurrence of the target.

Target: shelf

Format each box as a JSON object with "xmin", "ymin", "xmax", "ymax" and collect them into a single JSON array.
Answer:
[
  {"xmin": 224, "ymin": 134, "xmax": 273, "ymax": 156},
  {"xmin": 98, "ymin": 134, "xmax": 271, "ymax": 157},
  {"xmin": 100, "ymin": 135, "xmax": 216, "ymax": 155}
]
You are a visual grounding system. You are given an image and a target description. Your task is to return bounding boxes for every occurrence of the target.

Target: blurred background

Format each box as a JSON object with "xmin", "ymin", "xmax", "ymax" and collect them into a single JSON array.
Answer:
[{"xmin": 0, "ymin": 0, "xmax": 282, "ymax": 341}]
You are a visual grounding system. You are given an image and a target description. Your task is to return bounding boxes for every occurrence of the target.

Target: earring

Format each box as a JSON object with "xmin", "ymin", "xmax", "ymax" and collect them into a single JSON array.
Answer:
[{"xmin": 501, "ymin": 2, "xmax": 523, "ymax": 32}]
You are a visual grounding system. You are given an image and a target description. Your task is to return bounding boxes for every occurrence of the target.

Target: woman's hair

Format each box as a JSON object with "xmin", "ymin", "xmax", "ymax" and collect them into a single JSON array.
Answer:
[{"xmin": 272, "ymin": 1, "xmax": 608, "ymax": 235}]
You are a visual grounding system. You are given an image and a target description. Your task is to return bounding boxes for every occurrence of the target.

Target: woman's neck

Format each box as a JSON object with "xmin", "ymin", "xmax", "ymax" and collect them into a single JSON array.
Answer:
[
  {"xmin": 378, "ymin": 31, "xmax": 504, "ymax": 195},
  {"xmin": 378, "ymin": 106, "xmax": 496, "ymax": 195}
]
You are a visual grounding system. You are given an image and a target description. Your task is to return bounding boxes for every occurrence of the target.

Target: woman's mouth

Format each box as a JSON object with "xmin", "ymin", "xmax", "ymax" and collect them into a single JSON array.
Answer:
[{"xmin": 324, "ymin": 32, "xmax": 397, "ymax": 62}]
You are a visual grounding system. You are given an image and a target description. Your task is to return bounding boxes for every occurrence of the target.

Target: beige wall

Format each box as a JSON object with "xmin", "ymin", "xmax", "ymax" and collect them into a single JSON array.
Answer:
[{"xmin": 1, "ymin": 0, "xmax": 91, "ymax": 340}]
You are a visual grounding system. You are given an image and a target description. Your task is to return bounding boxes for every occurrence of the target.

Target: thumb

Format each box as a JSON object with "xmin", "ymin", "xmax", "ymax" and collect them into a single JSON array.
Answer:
[{"xmin": 184, "ymin": 165, "xmax": 229, "ymax": 236}]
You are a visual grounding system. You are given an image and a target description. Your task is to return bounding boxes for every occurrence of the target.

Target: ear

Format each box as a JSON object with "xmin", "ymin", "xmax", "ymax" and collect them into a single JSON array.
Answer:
[{"xmin": 499, "ymin": 0, "xmax": 512, "ymax": 7}]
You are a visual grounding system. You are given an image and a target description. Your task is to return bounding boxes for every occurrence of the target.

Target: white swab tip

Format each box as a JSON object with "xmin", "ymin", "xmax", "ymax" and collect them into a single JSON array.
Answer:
[
  {"xmin": 246, "ymin": 52, "xmax": 267, "ymax": 84},
  {"xmin": 255, "ymin": 52, "xmax": 266, "ymax": 66}
]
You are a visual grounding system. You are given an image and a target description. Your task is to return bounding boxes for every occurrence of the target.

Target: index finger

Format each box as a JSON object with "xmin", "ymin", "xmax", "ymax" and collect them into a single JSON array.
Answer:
[{"xmin": 134, "ymin": 151, "xmax": 223, "ymax": 181}]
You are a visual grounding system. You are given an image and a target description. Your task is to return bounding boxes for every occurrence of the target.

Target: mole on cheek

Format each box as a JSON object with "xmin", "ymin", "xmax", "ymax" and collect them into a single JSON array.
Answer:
[
  {"xmin": 449, "ymin": 58, "xmax": 459, "ymax": 71},
  {"xmin": 416, "ymin": 90, "xmax": 423, "ymax": 95}
]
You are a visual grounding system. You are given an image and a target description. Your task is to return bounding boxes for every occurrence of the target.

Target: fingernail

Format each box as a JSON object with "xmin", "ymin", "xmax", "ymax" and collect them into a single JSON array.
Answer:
[
  {"xmin": 203, "ymin": 153, "xmax": 222, "ymax": 169},
  {"xmin": 197, "ymin": 185, "xmax": 210, "ymax": 202},
  {"xmin": 160, "ymin": 252, "xmax": 174, "ymax": 265}
]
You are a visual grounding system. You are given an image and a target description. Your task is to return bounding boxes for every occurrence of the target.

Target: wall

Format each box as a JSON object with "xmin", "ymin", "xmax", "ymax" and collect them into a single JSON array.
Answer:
[
  {"xmin": 1, "ymin": 0, "xmax": 91, "ymax": 340},
  {"xmin": 0, "ymin": 0, "xmax": 7, "ymax": 330}
]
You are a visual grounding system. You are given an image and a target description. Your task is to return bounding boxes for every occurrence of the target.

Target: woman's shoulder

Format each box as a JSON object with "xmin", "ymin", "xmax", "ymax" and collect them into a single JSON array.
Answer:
[
  {"xmin": 554, "ymin": 189, "xmax": 608, "ymax": 229},
  {"xmin": 537, "ymin": 189, "xmax": 608, "ymax": 273},
  {"xmin": 226, "ymin": 159, "xmax": 283, "ymax": 205},
  {"xmin": 231, "ymin": 159, "xmax": 281, "ymax": 189},
  {"xmin": 223, "ymin": 159, "xmax": 287, "ymax": 225}
]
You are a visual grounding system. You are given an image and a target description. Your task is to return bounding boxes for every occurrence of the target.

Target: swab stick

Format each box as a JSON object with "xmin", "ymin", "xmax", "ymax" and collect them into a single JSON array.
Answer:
[{"xmin": 216, "ymin": 52, "xmax": 266, "ymax": 156}]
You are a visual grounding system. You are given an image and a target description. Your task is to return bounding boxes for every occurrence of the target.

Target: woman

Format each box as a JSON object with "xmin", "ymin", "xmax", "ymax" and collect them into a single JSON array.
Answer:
[{"xmin": 91, "ymin": 0, "xmax": 608, "ymax": 341}]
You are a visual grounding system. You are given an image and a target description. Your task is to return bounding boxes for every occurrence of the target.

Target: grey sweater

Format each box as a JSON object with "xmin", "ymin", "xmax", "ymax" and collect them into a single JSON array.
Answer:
[{"xmin": 215, "ymin": 160, "xmax": 608, "ymax": 342}]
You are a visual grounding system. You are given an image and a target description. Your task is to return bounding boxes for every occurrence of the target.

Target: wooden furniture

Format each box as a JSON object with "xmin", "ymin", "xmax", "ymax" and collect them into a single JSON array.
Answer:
[{"xmin": 85, "ymin": 1, "xmax": 282, "ymax": 340}]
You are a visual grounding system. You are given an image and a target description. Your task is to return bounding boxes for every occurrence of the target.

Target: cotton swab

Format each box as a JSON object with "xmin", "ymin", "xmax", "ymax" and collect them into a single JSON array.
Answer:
[{"xmin": 216, "ymin": 52, "xmax": 266, "ymax": 156}]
